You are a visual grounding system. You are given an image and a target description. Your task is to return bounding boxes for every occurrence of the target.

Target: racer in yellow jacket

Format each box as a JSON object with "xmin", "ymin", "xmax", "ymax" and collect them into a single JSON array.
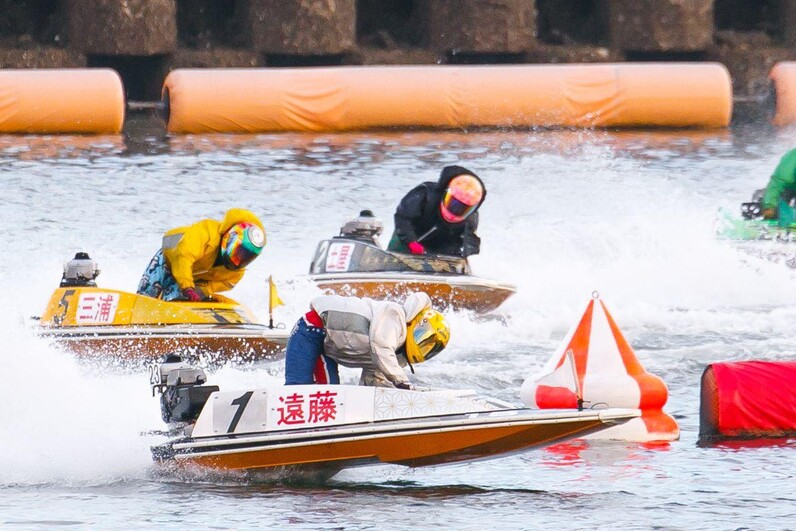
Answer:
[{"xmin": 137, "ymin": 208, "xmax": 266, "ymax": 302}]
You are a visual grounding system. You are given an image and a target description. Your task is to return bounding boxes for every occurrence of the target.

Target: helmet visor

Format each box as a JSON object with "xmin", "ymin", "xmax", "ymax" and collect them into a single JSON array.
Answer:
[
  {"xmin": 223, "ymin": 225, "xmax": 265, "ymax": 269},
  {"xmin": 227, "ymin": 240, "xmax": 259, "ymax": 268},
  {"xmin": 411, "ymin": 318, "xmax": 446, "ymax": 361},
  {"xmin": 442, "ymin": 192, "xmax": 478, "ymax": 219}
]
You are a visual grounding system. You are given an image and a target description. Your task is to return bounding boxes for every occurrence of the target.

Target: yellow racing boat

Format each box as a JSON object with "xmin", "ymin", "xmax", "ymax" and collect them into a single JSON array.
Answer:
[{"xmin": 33, "ymin": 253, "xmax": 288, "ymax": 363}]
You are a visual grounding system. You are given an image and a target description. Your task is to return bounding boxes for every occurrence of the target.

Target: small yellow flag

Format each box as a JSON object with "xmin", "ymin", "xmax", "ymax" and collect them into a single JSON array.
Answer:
[{"xmin": 269, "ymin": 275, "xmax": 284, "ymax": 312}]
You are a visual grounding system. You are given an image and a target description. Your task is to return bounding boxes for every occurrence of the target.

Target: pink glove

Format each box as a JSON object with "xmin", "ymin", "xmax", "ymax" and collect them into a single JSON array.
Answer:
[
  {"xmin": 182, "ymin": 288, "xmax": 203, "ymax": 302},
  {"xmin": 407, "ymin": 241, "xmax": 425, "ymax": 255}
]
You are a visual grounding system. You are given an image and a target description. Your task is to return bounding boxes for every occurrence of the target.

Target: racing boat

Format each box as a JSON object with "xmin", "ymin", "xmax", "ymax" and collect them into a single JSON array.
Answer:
[
  {"xmin": 33, "ymin": 253, "xmax": 288, "ymax": 363},
  {"xmin": 715, "ymin": 203, "xmax": 796, "ymax": 267},
  {"xmin": 149, "ymin": 357, "xmax": 639, "ymax": 479},
  {"xmin": 715, "ymin": 206, "xmax": 796, "ymax": 242},
  {"xmin": 304, "ymin": 236, "xmax": 516, "ymax": 313}
]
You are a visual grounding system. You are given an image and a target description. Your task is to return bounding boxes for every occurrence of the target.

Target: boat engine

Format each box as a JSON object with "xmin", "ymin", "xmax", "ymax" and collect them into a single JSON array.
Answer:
[
  {"xmin": 61, "ymin": 252, "xmax": 101, "ymax": 287},
  {"xmin": 339, "ymin": 209, "xmax": 383, "ymax": 244},
  {"xmin": 150, "ymin": 354, "xmax": 219, "ymax": 425}
]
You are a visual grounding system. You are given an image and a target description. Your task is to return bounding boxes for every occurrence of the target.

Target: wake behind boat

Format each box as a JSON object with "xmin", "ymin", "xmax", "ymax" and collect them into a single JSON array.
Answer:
[
  {"xmin": 304, "ymin": 237, "xmax": 516, "ymax": 314},
  {"xmin": 149, "ymin": 357, "xmax": 638, "ymax": 479},
  {"xmin": 33, "ymin": 253, "xmax": 288, "ymax": 363}
]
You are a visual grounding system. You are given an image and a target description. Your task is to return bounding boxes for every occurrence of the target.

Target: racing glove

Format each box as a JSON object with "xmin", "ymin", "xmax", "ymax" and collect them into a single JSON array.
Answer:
[
  {"xmin": 407, "ymin": 241, "xmax": 425, "ymax": 255},
  {"xmin": 182, "ymin": 288, "xmax": 203, "ymax": 302}
]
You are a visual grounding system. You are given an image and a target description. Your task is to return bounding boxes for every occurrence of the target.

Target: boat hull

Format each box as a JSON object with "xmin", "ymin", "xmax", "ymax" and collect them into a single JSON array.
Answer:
[
  {"xmin": 308, "ymin": 273, "xmax": 516, "ymax": 314},
  {"xmin": 36, "ymin": 324, "xmax": 289, "ymax": 362},
  {"xmin": 715, "ymin": 207, "xmax": 796, "ymax": 242},
  {"xmin": 36, "ymin": 286, "xmax": 288, "ymax": 362},
  {"xmin": 154, "ymin": 408, "xmax": 635, "ymax": 473}
]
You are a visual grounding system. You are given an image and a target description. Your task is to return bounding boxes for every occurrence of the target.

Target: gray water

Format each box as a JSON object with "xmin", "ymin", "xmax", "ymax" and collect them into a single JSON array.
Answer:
[{"xmin": 2, "ymin": 119, "xmax": 796, "ymax": 529}]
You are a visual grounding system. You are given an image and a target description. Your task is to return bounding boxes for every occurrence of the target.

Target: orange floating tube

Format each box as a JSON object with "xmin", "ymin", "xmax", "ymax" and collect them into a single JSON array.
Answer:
[
  {"xmin": 770, "ymin": 62, "xmax": 796, "ymax": 126},
  {"xmin": 0, "ymin": 69, "xmax": 125, "ymax": 134},
  {"xmin": 163, "ymin": 63, "xmax": 732, "ymax": 133}
]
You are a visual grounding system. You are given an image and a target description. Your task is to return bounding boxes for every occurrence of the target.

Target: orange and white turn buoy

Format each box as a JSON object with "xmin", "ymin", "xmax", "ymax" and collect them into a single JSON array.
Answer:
[{"xmin": 520, "ymin": 293, "xmax": 679, "ymax": 443}]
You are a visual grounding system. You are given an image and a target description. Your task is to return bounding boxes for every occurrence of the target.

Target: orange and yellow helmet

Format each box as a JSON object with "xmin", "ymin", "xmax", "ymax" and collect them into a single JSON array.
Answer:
[{"xmin": 406, "ymin": 309, "xmax": 450, "ymax": 363}]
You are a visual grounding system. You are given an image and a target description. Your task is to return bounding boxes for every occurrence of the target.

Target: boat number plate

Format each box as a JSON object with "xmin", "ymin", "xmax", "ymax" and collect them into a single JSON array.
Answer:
[
  {"xmin": 76, "ymin": 292, "xmax": 120, "ymax": 323},
  {"xmin": 211, "ymin": 388, "xmax": 347, "ymax": 434},
  {"xmin": 325, "ymin": 242, "xmax": 355, "ymax": 272}
]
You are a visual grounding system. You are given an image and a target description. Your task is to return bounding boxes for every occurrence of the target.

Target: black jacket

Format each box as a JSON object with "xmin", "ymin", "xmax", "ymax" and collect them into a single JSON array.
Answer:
[{"xmin": 392, "ymin": 165, "xmax": 485, "ymax": 257}]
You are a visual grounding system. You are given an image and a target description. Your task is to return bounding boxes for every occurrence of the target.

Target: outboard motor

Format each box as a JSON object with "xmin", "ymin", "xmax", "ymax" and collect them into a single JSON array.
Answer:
[
  {"xmin": 61, "ymin": 252, "xmax": 101, "ymax": 287},
  {"xmin": 150, "ymin": 354, "xmax": 219, "ymax": 425},
  {"xmin": 339, "ymin": 209, "xmax": 384, "ymax": 245}
]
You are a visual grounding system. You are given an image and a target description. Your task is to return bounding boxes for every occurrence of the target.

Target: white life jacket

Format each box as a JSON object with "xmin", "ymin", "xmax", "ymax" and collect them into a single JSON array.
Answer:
[{"xmin": 310, "ymin": 292, "xmax": 431, "ymax": 386}]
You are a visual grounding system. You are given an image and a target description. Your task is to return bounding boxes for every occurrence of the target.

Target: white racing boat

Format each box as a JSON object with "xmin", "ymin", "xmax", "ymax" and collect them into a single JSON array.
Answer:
[
  {"xmin": 149, "ymin": 357, "xmax": 638, "ymax": 479},
  {"xmin": 304, "ymin": 237, "xmax": 516, "ymax": 314}
]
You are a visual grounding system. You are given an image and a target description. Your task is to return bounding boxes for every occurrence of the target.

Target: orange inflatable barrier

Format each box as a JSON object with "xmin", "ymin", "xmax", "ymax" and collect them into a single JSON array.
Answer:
[
  {"xmin": 0, "ymin": 69, "xmax": 125, "ymax": 134},
  {"xmin": 770, "ymin": 62, "xmax": 796, "ymax": 126},
  {"xmin": 163, "ymin": 64, "xmax": 733, "ymax": 134}
]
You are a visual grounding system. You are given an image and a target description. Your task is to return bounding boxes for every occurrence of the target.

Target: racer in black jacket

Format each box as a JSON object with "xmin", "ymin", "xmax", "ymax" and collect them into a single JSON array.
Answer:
[{"xmin": 387, "ymin": 165, "xmax": 486, "ymax": 258}]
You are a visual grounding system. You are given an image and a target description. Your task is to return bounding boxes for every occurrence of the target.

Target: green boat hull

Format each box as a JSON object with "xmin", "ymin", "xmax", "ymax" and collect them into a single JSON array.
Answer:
[{"xmin": 715, "ymin": 207, "xmax": 796, "ymax": 242}]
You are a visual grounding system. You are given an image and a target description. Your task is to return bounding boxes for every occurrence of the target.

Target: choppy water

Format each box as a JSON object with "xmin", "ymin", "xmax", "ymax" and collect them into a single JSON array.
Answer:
[{"xmin": 3, "ymin": 118, "xmax": 796, "ymax": 529}]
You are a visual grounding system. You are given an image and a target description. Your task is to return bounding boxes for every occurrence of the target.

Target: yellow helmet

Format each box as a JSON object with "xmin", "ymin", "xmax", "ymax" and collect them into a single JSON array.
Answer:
[{"xmin": 406, "ymin": 309, "xmax": 450, "ymax": 364}]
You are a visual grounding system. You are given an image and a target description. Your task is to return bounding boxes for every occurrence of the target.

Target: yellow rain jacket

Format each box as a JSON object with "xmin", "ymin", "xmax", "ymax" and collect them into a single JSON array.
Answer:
[{"xmin": 162, "ymin": 208, "xmax": 265, "ymax": 297}]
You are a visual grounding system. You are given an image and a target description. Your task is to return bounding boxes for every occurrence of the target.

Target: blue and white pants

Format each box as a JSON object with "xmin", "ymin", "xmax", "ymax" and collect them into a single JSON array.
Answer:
[
  {"xmin": 136, "ymin": 249, "xmax": 183, "ymax": 301},
  {"xmin": 284, "ymin": 316, "xmax": 339, "ymax": 385}
]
